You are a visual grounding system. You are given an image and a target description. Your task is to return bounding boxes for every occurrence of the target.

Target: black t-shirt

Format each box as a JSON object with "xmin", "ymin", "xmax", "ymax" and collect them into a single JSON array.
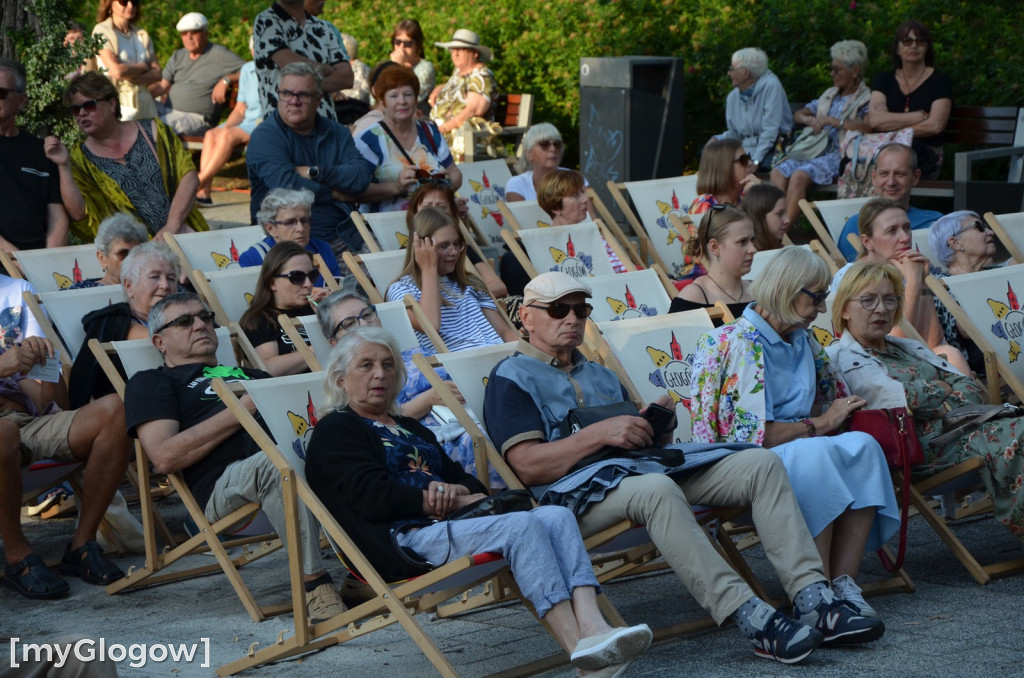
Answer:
[
  {"xmin": 871, "ymin": 69, "xmax": 953, "ymax": 177},
  {"xmin": 0, "ymin": 131, "xmax": 61, "ymax": 250},
  {"xmin": 245, "ymin": 306, "xmax": 309, "ymax": 356},
  {"xmin": 124, "ymin": 362, "xmax": 270, "ymax": 509}
]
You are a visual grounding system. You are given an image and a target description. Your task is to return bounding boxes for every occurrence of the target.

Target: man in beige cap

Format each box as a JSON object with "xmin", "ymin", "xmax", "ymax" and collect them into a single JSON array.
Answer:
[
  {"xmin": 428, "ymin": 28, "xmax": 497, "ymax": 138},
  {"xmin": 151, "ymin": 12, "xmax": 244, "ymax": 135},
  {"xmin": 483, "ymin": 271, "xmax": 884, "ymax": 666}
]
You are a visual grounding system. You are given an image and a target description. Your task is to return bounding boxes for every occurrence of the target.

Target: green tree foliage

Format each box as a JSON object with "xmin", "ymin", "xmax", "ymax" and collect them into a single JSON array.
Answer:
[{"xmin": 60, "ymin": 0, "xmax": 1024, "ymax": 170}]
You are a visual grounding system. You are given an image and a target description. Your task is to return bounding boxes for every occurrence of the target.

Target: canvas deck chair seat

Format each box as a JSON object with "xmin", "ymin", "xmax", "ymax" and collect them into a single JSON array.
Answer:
[
  {"xmin": 341, "ymin": 249, "xmax": 407, "ymax": 304},
  {"xmin": 799, "ymin": 197, "xmax": 871, "ymax": 264},
  {"xmin": 456, "ymin": 159, "xmax": 515, "ymax": 247},
  {"xmin": 351, "ymin": 210, "xmax": 410, "ymax": 253},
  {"xmin": 165, "ymin": 226, "xmax": 264, "ymax": 275},
  {"xmin": 0, "ymin": 243, "xmax": 106, "ymax": 292},
  {"xmin": 497, "ymin": 199, "xmax": 553, "ymax": 231},
  {"xmin": 586, "ymin": 269, "xmax": 674, "ymax": 323},
  {"xmin": 89, "ymin": 329, "xmax": 288, "ymax": 622},
  {"xmin": 606, "ymin": 175, "xmax": 700, "ymax": 278},
  {"xmin": 502, "ymin": 221, "xmax": 633, "ymax": 280},
  {"xmin": 209, "ymin": 373, "xmax": 575, "ymax": 678}
]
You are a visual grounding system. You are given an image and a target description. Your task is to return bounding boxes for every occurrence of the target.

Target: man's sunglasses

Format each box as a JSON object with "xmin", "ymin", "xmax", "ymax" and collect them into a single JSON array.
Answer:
[
  {"xmin": 155, "ymin": 310, "xmax": 216, "ymax": 334},
  {"xmin": 0, "ymin": 86, "xmax": 25, "ymax": 100},
  {"xmin": 528, "ymin": 302, "xmax": 593, "ymax": 319},
  {"xmin": 275, "ymin": 268, "xmax": 319, "ymax": 286}
]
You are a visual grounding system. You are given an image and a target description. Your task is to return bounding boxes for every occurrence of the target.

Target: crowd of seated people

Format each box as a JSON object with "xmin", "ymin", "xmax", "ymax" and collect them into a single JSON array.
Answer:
[{"xmin": 11, "ymin": 11, "xmax": 1024, "ymax": 677}]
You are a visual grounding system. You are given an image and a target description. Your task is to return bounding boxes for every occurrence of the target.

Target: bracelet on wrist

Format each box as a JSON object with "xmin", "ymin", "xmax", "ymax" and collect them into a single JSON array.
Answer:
[{"xmin": 801, "ymin": 417, "xmax": 816, "ymax": 438}]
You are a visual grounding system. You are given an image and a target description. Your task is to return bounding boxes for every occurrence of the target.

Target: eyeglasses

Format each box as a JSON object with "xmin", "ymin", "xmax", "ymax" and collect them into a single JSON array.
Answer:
[
  {"xmin": 0, "ymin": 86, "xmax": 25, "ymax": 99},
  {"xmin": 528, "ymin": 302, "xmax": 593, "ymax": 319},
  {"xmin": 275, "ymin": 268, "xmax": 319, "ymax": 286},
  {"xmin": 799, "ymin": 288, "xmax": 828, "ymax": 307},
  {"xmin": 278, "ymin": 89, "xmax": 316, "ymax": 103},
  {"xmin": 727, "ymin": 65, "xmax": 744, "ymax": 73},
  {"xmin": 415, "ymin": 169, "xmax": 450, "ymax": 187},
  {"xmin": 393, "ymin": 38, "xmax": 416, "ymax": 47},
  {"xmin": 271, "ymin": 217, "xmax": 311, "ymax": 228},
  {"xmin": 537, "ymin": 139, "xmax": 564, "ymax": 150},
  {"xmin": 956, "ymin": 219, "xmax": 990, "ymax": 235},
  {"xmin": 899, "ymin": 37, "xmax": 927, "ymax": 47},
  {"xmin": 68, "ymin": 98, "xmax": 105, "ymax": 115},
  {"xmin": 155, "ymin": 310, "xmax": 215, "ymax": 333},
  {"xmin": 332, "ymin": 305, "xmax": 378, "ymax": 337},
  {"xmin": 854, "ymin": 294, "xmax": 899, "ymax": 311},
  {"xmin": 434, "ymin": 239, "xmax": 465, "ymax": 254},
  {"xmin": 733, "ymin": 154, "xmax": 752, "ymax": 167}
]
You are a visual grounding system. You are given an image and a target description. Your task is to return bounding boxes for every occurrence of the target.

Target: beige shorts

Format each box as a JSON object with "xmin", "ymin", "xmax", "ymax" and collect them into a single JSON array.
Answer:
[{"xmin": 2, "ymin": 408, "xmax": 78, "ymax": 465}]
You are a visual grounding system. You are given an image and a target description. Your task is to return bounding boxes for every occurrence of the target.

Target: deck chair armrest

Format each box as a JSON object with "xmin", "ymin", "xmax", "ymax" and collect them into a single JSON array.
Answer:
[
  {"xmin": 278, "ymin": 313, "xmax": 322, "ymax": 372},
  {"xmin": 87, "ymin": 337, "xmax": 128, "ymax": 398},
  {"xmin": 229, "ymin": 322, "xmax": 269, "ymax": 372},
  {"xmin": 311, "ymin": 254, "xmax": 340, "ymax": 292},
  {"xmin": 403, "ymin": 295, "xmax": 448, "ymax": 353},
  {"xmin": 499, "ymin": 228, "xmax": 539, "ymax": 278}
]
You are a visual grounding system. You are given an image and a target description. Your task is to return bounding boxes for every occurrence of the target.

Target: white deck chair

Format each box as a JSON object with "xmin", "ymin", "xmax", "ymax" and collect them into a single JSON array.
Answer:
[
  {"xmin": 503, "ymin": 222, "xmax": 625, "ymax": 279},
  {"xmin": 985, "ymin": 212, "xmax": 1024, "ymax": 263},
  {"xmin": 607, "ymin": 175, "xmax": 700, "ymax": 277},
  {"xmin": 800, "ymin": 197, "xmax": 871, "ymax": 263},
  {"xmin": 352, "ymin": 210, "xmax": 410, "ymax": 252},
  {"xmin": 498, "ymin": 199, "xmax": 553, "ymax": 230},
  {"xmin": 32, "ymin": 286, "xmax": 125, "ymax": 362},
  {"xmin": 165, "ymin": 226, "xmax": 264, "ymax": 274},
  {"xmin": 595, "ymin": 310, "xmax": 715, "ymax": 444},
  {"xmin": 456, "ymin": 159, "xmax": 515, "ymax": 246},
  {"xmin": 341, "ymin": 249, "xmax": 407, "ymax": 304},
  {"xmin": 5, "ymin": 244, "xmax": 105, "ymax": 291},
  {"xmin": 747, "ymin": 244, "xmax": 813, "ymax": 283},
  {"xmin": 587, "ymin": 270, "xmax": 673, "ymax": 323},
  {"xmin": 911, "ymin": 228, "xmax": 941, "ymax": 269},
  {"xmin": 190, "ymin": 266, "xmax": 259, "ymax": 326}
]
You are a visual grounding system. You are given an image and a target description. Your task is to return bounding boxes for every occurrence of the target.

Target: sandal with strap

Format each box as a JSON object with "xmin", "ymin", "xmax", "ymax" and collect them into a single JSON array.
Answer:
[
  {"xmin": 3, "ymin": 553, "xmax": 70, "ymax": 599},
  {"xmin": 57, "ymin": 540, "xmax": 125, "ymax": 585}
]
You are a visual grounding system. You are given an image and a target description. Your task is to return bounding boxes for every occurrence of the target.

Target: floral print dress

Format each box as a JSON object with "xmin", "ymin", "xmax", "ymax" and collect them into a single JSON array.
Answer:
[{"xmin": 866, "ymin": 343, "xmax": 1024, "ymax": 539}]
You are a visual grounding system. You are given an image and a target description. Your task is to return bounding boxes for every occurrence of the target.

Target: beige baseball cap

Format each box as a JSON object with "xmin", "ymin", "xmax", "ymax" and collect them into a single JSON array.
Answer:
[{"xmin": 523, "ymin": 272, "xmax": 592, "ymax": 305}]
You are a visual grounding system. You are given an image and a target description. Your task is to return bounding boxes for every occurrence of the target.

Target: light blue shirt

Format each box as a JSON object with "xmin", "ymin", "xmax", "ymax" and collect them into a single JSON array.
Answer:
[{"xmin": 741, "ymin": 305, "xmax": 815, "ymax": 422}]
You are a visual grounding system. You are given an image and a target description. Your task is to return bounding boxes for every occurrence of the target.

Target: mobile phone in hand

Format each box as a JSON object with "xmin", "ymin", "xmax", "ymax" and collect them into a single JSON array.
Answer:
[{"xmin": 643, "ymin": 403, "xmax": 676, "ymax": 442}]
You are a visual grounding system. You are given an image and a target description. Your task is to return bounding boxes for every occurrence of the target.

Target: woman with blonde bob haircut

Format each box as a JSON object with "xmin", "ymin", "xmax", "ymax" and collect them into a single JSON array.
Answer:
[
  {"xmin": 692, "ymin": 246, "xmax": 899, "ymax": 619},
  {"xmin": 386, "ymin": 207, "xmax": 517, "ymax": 353},
  {"xmin": 828, "ymin": 260, "xmax": 1024, "ymax": 543},
  {"xmin": 305, "ymin": 328, "xmax": 653, "ymax": 672}
]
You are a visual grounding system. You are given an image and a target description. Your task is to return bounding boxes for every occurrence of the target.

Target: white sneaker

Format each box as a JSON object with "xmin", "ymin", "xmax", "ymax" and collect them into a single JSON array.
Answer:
[{"xmin": 832, "ymin": 574, "xmax": 878, "ymax": 618}]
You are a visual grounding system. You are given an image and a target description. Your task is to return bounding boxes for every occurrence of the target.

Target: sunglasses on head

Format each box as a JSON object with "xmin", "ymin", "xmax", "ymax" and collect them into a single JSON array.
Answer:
[
  {"xmin": 0, "ymin": 86, "xmax": 25, "ymax": 100},
  {"xmin": 68, "ymin": 98, "xmax": 107, "ymax": 115},
  {"xmin": 275, "ymin": 268, "xmax": 319, "ymax": 286},
  {"xmin": 528, "ymin": 302, "xmax": 593, "ymax": 319},
  {"xmin": 155, "ymin": 310, "xmax": 215, "ymax": 334}
]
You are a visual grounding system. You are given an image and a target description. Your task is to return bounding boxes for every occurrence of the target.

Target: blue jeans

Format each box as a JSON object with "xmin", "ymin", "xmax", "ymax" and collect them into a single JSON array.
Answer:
[{"xmin": 394, "ymin": 505, "xmax": 597, "ymax": 618}]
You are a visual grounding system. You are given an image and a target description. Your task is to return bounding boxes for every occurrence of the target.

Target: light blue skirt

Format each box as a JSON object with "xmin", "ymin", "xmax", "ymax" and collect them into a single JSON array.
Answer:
[{"xmin": 770, "ymin": 431, "xmax": 900, "ymax": 551}]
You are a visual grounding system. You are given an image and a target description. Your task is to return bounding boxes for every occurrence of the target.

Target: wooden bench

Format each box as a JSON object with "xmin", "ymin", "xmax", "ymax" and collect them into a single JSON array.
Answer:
[{"xmin": 461, "ymin": 93, "xmax": 534, "ymax": 162}]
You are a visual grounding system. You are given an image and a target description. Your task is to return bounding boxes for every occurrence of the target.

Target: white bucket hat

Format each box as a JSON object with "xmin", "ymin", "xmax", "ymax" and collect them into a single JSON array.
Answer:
[{"xmin": 434, "ymin": 29, "xmax": 493, "ymax": 63}]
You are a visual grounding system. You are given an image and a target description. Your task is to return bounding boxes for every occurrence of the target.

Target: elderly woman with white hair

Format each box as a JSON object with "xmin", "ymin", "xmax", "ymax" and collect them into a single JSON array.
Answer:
[
  {"xmin": 929, "ymin": 210, "xmax": 1000, "ymax": 373},
  {"xmin": 691, "ymin": 246, "xmax": 899, "ymax": 619},
  {"xmin": 239, "ymin": 187, "xmax": 341, "ymax": 285},
  {"xmin": 770, "ymin": 41, "xmax": 872, "ymax": 225},
  {"xmin": 68, "ymin": 212, "xmax": 149, "ymax": 289},
  {"xmin": 305, "ymin": 327, "xmax": 652, "ymax": 672},
  {"xmin": 68, "ymin": 240, "xmax": 179, "ymax": 406},
  {"xmin": 712, "ymin": 47, "xmax": 794, "ymax": 171},
  {"xmin": 505, "ymin": 123, "xmax": 585, "ymax": 202}
]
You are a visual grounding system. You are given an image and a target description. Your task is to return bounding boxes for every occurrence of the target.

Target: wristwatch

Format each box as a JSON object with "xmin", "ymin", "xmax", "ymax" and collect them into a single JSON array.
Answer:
[
  {"xmin": 307, "ymin": 166, "xmax": 320, "ymax": 180},
  {"xmin": 221, "ymin": 77, "xmax": 230, "ymax": 87}
]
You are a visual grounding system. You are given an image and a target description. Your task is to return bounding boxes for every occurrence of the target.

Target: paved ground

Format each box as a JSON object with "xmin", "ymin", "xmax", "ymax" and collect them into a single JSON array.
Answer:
[{"xmin": 5, "ymin": 487, "xmax": 1024, "ymax": 678}]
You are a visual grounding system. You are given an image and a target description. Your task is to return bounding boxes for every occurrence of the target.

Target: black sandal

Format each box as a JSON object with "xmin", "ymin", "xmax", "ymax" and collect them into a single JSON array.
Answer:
[
  {"xmin": 58, "ymin": 541, "xmax": 125, "ymax": 585},
  {"xmin": 3, "ymin": 553, "xmax": 70, "ymax": 599}
]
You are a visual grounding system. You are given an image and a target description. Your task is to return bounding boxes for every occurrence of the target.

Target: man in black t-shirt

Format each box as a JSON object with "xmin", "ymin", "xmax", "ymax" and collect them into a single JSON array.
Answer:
[
  {"xmin": 124, "ymin": 291, "xmax": 345, "ymax": 622},
  {"xmin": 0, "ymin": 58, "xmax": 68, "ymax": 254}
]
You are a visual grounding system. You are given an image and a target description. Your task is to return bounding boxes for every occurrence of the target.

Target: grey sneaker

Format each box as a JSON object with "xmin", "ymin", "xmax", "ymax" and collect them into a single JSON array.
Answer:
[
  {"xmin": 794, "ymin": 588, "xmax": 885, "ymax": 644},
  {"xmin": 832, "ymin": 574, "xmax": 878, "ymax": 618},
  {"xmin": 570, "ymin": 624, "xmax": 652, "ymax": 670},
  {"xmin": 306, "ymin": 582, "xmax": 346, "ymax": 623}
]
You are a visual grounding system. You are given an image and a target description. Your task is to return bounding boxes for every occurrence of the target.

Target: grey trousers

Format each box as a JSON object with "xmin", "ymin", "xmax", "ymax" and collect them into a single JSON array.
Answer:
[
  {"xmin": 204, "ymin": 453, "xmax": 324, "ymax": 575},
  {"xmin": 577, "ymin": 448, "xmax": 826, "ymax": 624}
]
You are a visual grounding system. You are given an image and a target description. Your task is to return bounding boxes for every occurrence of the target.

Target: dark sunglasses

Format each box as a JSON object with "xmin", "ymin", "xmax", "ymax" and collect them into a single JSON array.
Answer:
[
  {"xmin": 332, "ymin": 305, "xmax": 378, "ymax": 337},
  {"xmin": 68, "ymin": 98, "xmax": 107, "ymax": 115},
  {"xmin": 899, "ymin": 37, "xmax": 927, "ymax": 47},
  {"xmin": 275, "ymin": 268, "xmax": 319, "ymax": 286},
  {"xmin": 155, "ymin": 310, "xmax": 216, "ymax": 334},
  {"xmin": 415, "ymin": 169, "xmax": 451, "ymax": 186},
  {"xmin": 799, "ymin": 288, "xmax": 828, "ymax": 307},
  {"xmin": 733, "ymin": 154, "xmax": 752, "ymax": 167},
  {"xmin": 537, "ymin": 139, "xmax": 564, "ymax": 150},
  {"xmin": 528, "ymin": 302, "xmax": 593, "ymax": 319},
  {"xmin": 0, "ymin": 86, "xmax": 25, "ymax": 100},
  {"xmin": 393, "ymin": 38, "xmax": 416, "ymax": 47},
  {"xmin": 116, "ymin": 0, "xmax": 140, "ymax": 5},
  {"xmin": 956, "ymin": 219, "xmax": 990, "ymax": 235}
]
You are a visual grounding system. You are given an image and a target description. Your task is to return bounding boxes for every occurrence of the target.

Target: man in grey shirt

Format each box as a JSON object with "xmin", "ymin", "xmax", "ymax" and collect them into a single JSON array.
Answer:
[{"xmin": 153, "ymin": 13, "xmax": 244, "ymax": 135}]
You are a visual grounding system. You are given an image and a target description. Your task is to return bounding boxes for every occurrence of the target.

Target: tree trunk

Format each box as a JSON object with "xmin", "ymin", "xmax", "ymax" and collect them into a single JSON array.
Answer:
[{"xmin": 0, "ymin": 0, "xmax": 39, "ymax": 60}]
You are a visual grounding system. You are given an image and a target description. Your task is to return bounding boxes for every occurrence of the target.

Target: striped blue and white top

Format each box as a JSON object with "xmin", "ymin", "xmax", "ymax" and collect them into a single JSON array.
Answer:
[{"xmin": 387, "ymin": 275, "xmax": 502, "ymax": 354}]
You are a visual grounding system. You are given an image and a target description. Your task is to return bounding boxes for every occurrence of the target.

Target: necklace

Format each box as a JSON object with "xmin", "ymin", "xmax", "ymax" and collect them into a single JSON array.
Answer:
[
  {"xmin": 898, "ymin": 67, "xmax": 929, "ymax": 112},
  {"xmin": 706, "ymin": 274, "xmax": 744, "ymax": 302}
]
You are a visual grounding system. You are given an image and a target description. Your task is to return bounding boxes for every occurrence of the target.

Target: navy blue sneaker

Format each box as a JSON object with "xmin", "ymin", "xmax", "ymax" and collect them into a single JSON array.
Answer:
[
  {"xmin": 748, "ymin": 609, "xmax": 823, "ymax": 664},
  {"xmin": 795, "ymin": 596, "xmax": 885, "ymax": 644}
]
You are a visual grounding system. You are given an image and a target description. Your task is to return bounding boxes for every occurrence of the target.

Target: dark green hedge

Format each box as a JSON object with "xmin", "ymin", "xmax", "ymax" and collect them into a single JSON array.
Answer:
[{"xmin": 51, "ymin": 0, "xmax": 1023, "ymax": 170}]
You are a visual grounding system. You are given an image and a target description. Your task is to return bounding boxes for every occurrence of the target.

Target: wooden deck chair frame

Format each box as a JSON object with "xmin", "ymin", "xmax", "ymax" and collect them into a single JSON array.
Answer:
[
  {"xmin": 500, "ymin": 221, "xmax": 634, "ymax": 282},
  {"xmin": 341, "ymin": 249, "xmax": 407, "ymax": 304},
  {"xmin": 89, "ymin": 336, "xmax": 288, "ymax": 622},
  {"xmin": 209, "ymin": 378, "xmax": 561, "ymax": 678},
  {"xmin": 165, "ymin": 226, "xmax": 265, "ymax": 276},
  {"xmin": 1, "ymin": 244, "xmax": 106, "ymax": 292},
  {"xmin": 985, "ymin": 212, "xmax": 1024, "ymax": 264},
  {"xmin": 585, "ymin": 187, "xmax": 646, "ymax": 269}
]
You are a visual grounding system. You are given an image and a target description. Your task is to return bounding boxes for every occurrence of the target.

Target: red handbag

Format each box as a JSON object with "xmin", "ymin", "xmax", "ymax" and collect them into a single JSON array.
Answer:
[{"xmin": 848, "ymin": 407, "xmax": 923, "ymax": 572}]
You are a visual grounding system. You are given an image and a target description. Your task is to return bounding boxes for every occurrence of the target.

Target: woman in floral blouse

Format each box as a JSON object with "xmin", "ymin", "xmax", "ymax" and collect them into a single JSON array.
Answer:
[
  {"xmin": 828, "ymin": 261, "xmax": 1024, "ymax": 542},
  {"xmin": 691, "ymin": 246, "xmax": 899, "ymax": 619},
  {"xmin": 428, "ymin": 29, "xmax": 497, "ymax": 141}
]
